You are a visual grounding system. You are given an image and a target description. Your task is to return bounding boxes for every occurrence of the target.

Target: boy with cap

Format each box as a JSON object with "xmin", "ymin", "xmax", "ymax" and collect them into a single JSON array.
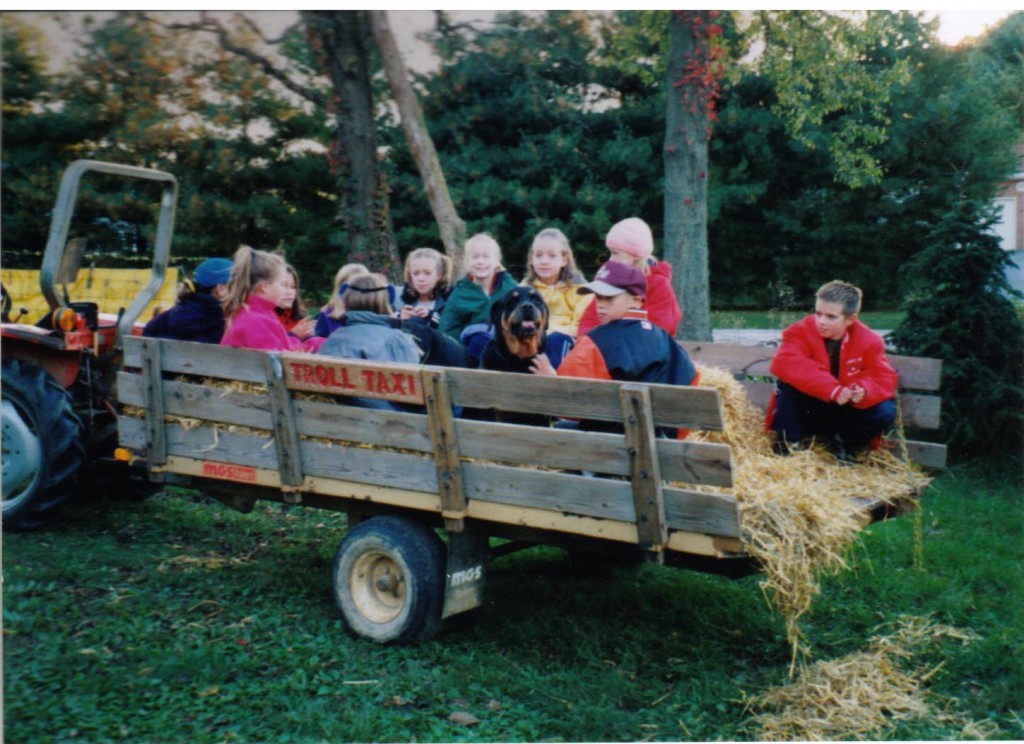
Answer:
[
  {"xmin": 766, "ymin": 280, "xmax": 898, "ymax": 459},
  {"xmin": 142, "ymin": 257, "xmax": 232, "ymax": 344},
  {"xmin": 531, "ymin": 260, "xmax": 697, "ymax": 389},
  {"xmin": 576, "ymin": 217, "xmax": 682, "ymax": 338}
]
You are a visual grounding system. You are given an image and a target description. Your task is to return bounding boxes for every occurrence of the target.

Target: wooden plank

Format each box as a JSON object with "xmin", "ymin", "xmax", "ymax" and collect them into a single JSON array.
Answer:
[
  {"xmin": 883, "ymin": 439, "xmax": 948, "ymax": 469},
  {"xmin": 301, "ymin": 439, "xmax": 438, "ymax": 493},
  {"xmin": 444, "ymin": 367, "xmax": 725, "ymax": 431},
  {"xmin": 735, "ymin": 381, "xmax": 941, "ymax": 430},
  {"xmin": 887, "ymin": 354, "xmax": 942, "ymax": 391},
  {"xmin": 139, "ymin": 338, "xmax": 167, "ymax": 466},
  {"xmin": 264, "ymin": 354, "xmax": 304, "ymax": 499},
  {"xmin": 123, "ymin": 335, "xmax": 273, "ymax": 383},
  {"xmin": 280, "ymin": 353, "xmax": 425, "ymax": 405},
  {"xmin": 424, "ymin": 369, "xmax": 468, "ymax": 530},
  {"xmin": 120, "ymin": 417, "xmax": 439, "ymax": 493},
  {"xmin": 294, "ymin": 400, "xmax": 433, "ymax": 453},
  {"xmin": 456, "ymin": 420, "xmax": 733, "ymax": 487},
  {"xmin": 118, "ymin": 373, "xmax": 274, "ymax": 430},
  {"xmin": 681, "ymin": 341, "xmax": 943, "ymax": 392},
  {"xmin": 896, "ymin": 394, "xmax": 941, "ymax": 430},
  {"xmin": 681, "ymin": 341, "xmax": 775, "ymax": 377},
  {"xmin": 663, "ymin": 487, "xmax": 741, "ymax": 538},
  {"xmin": 461, "ymin": 461, "xmax": 742, "ymax": 539},
  {"xmin": 120, "ymin": 416, "xmax": 278, "ymax": 469},
  {"xmin": 120, "ymin": 372, "xmax": 436, "ymax": 451},
  {"xmin": 620, "ymin": 384, "xmax": 667, "ymax": 555}
]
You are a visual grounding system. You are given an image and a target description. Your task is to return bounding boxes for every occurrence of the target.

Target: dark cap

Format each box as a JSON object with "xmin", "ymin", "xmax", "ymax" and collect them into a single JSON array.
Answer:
[
  {"xmin": 577, "ymin": 261, "xmax": 647, "ymax": 300},
  {"xmin": 193, "ymin": 257, "xmax": 233, "ymax": 287}
]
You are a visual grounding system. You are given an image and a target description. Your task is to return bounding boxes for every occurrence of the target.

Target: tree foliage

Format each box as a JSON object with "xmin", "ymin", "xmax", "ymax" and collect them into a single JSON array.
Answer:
[
  {"xmin": 889, "ymin": 195, "xmax": 1024, "ymax": 460},
  {"xmin": 387, "ymin": 10, "xmax": 667, "ymax": 278},
  {"xmin": 3, "ymin": 9, "xmax": 1020, "ymax": 314},
  {"xmin": 708, "ymin": 10, "xmax": 1021, "ymax": 309}
]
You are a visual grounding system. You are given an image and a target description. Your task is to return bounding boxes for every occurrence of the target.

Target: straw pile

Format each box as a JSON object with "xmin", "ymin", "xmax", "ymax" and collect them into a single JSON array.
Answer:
[
  {"xmin": 688, "ymin": 365, "xmax": 932, "ymax": 665},
  {"xmin": 748, "ymin": 616, "xmax": 982, "ymax": 740}
]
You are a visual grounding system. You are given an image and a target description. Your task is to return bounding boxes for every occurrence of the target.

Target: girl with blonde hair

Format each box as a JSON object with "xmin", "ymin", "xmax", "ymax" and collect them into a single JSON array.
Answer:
[
  {"xmin": 314, "ymin": 262, "xmax": 370, "ymax": 337},
  {"xmin": 437, "ymin": 233, "xmax": 517, "ymax": 366},
  {"xmin": 522, "ymin": 227, "xmax": 592, "ymax": 367}
]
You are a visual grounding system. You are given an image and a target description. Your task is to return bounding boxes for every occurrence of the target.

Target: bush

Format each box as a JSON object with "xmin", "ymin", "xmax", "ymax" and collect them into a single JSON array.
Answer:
[{"xmin": 889, "ymin": 195, "xmax": 1024, "ymax": 461}]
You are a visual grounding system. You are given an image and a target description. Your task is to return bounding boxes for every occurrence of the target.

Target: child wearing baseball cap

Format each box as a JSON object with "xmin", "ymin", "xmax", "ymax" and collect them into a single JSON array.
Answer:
[
  {"xmin": 142, "ymin": 257, "xmax": 232, "ymax": 344},
  {"xmin": 576, "ymin": 217, "xmax": 682, "ymax": 338},
  {"xmin": 531, "ymin": 260, "xmax": 697, "ymax": 395}
]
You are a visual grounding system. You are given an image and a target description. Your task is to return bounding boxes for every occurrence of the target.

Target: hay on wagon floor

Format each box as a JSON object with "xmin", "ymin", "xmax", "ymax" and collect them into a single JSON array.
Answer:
[
  {"xmin": 688, "ymin": 365, "xmax": 932, "ymax": 666},
  {"xmin": 748, "ymin": 616, "xmax": 982, "ymax": 741}
]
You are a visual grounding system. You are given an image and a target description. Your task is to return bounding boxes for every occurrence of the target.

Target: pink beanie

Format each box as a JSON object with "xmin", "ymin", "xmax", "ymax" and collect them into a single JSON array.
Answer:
[{"xmin": 605, "ymin": 217, "xmax": 653, "ymax": 260}]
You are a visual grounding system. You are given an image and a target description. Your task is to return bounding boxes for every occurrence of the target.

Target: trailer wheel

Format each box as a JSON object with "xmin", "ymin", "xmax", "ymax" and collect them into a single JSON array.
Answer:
[
  {"xmin": 1, "ymin": 358, "xmax": 86, "ymax": 529},
  {"xmin": 332, "ymin": 516, "xmax": 446, "ymax": 644}
]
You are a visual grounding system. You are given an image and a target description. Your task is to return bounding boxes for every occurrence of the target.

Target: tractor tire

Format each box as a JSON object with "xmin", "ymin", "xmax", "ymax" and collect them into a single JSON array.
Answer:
[
  {"xmin": 332, "ymin": 516, "xmax": 446, "ymax": 644},
  {"xmin": 2, "ymin": 358, "xmax": 86, "ymax": 529}
]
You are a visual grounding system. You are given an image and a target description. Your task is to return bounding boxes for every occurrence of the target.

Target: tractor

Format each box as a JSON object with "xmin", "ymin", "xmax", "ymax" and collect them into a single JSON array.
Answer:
[{"xmin": 1, "ymin": 160, "xmax": 177, "ymax": 528}]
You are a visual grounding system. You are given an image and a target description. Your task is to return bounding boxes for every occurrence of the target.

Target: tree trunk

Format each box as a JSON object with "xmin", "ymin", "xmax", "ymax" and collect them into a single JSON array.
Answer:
[
  {"xmin": 303, "ymin": 10, "xmax": 401, "ymax": 280},
  {"xmin": 368, "ymin": 10, "xmax": 466, "ymax": 277},
  {"xmin": 664, "ymin": 11, "xmax": 713, "ymax": 341}
]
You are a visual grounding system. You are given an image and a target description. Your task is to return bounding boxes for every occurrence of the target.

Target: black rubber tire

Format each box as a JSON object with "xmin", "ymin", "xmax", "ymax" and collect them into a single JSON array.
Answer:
[
  {"xmin": 2, "ymin": 358, "xmax": 86, "ymax": 529},
  {"xmin": 331, "ymin": 516, "xmax": 446, "ymax": 644}
]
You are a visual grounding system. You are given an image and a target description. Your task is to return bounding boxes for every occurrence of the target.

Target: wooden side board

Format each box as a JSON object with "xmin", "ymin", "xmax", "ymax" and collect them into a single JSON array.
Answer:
[
  {"xmin": 118, "ymin": 416, "xmax": 742, "ymax": 546},
  {"xmin": 680, "ymin": 340, "xmax": 947, "ymax": 468},
  {"xmin": 117, "ymin": 373, "xmax": 733, "ymax": 488},
  {"xmin": 118, "ymin": 337, "xmax": 745, "ymax": 561}
]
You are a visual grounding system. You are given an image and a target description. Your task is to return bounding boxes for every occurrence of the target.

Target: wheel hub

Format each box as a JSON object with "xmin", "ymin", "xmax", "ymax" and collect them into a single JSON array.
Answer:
[
  {"xmin": 2, "ymin": 398, "xmax": 42, "ymax": 505},
  {"xmin": 350, "ymin": 551, "xmax": 406, "ymax": 624}
]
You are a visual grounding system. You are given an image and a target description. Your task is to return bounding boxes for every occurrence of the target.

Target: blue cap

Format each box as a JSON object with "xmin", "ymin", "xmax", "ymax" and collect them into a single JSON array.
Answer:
[{"xmin": 193, "ymin": 258, "xmax": 233, "ymax": 287}]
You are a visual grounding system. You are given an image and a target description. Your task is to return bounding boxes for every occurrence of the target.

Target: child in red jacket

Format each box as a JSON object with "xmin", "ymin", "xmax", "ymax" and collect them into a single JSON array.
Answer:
[
  {"xmin": 766, "ymin": 280, "xmax": 897, "ymax": 459},
  {"xmin": 576, "ymin": 217, "xmax": 681, "ymax": 338}
]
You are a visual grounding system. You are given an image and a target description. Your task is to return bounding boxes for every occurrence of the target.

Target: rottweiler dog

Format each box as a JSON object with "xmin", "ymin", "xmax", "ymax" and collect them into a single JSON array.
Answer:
[
  {"xmin": 481, "ymin": 286, "xmax": 550, "ymax": 373},
  {"xmin": 478, "ymin": 286, "xmax": 552, "ymax": 426}
]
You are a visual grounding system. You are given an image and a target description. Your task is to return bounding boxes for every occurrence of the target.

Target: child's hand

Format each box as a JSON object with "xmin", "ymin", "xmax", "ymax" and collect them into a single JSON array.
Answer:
[
  {"xmin": 530, "ymin": 353, "xmax": 556, "ymax": 376},
  {"xmin": 835, "ymin": 386, "xmax": 854, "ymax": 406},
  {"xmin": 291, "ymin": 317, "xmax": 316, "ymax": 340},
  {"xmin": 400, "ymin": 306, "xmax": 428, "ymax": 320},
  {"xmin": 849, "ymin": 384, "xmax": 865, "ymax": 404}
]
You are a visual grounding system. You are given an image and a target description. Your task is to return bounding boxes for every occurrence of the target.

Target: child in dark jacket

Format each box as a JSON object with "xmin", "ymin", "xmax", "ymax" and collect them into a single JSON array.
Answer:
[
  {"xmin": 531, "ymin": 261, "xmax": 697, "ymax": 435},
  {"xmin": 142, "ymin": 257, "xmax": 232, "ymax": 344},
  {"xmin": 393, "ymin": 247, "xmax": 453, "ymax": 329},
  {"xmin": 766, "ymin": 280, "xmax": 897, "ymax": 459}
]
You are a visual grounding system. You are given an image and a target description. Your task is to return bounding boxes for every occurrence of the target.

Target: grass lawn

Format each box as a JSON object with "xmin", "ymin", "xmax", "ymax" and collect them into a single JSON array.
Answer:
[
  {"xmin": 4, "ymin": 465, "xmax": 1021, "ymax": 742},
  {"xmin": 712, "ymin": 310, "xmax": 905, "ymax": 331}
]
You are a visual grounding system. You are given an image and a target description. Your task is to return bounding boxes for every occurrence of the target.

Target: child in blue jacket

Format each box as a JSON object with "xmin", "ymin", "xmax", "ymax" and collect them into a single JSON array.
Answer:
[{"xmin": 142, "ymin": 257, "xmax": 232, "ymax": 344}]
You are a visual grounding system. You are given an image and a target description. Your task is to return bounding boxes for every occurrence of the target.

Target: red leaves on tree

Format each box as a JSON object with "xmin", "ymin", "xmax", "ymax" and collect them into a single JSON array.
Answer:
[{"xmin": 672, "ymin": 11, "xmax": 725, "ymax": 138}]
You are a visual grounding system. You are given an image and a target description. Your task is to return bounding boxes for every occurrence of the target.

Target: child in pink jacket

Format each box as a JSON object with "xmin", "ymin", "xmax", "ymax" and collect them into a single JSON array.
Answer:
[
  {"xmin": 220, "ymin": 245, "xmax": 324, "ymax": 353},
  {"xmin": 576, "ymin": 217, "xmax": 681, "ymax": 338}
]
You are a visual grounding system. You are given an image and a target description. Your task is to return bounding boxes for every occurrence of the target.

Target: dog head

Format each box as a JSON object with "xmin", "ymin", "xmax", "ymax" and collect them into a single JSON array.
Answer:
[{"xmin": 490, "ymin": 286, "xmax": 549, "ymax": 360}]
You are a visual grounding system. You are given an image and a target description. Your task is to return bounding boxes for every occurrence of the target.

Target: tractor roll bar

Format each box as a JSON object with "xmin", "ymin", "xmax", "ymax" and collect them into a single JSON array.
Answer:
[{"xmin": 40, "ymin": 159, "xmax": 178, "ymax": 346}]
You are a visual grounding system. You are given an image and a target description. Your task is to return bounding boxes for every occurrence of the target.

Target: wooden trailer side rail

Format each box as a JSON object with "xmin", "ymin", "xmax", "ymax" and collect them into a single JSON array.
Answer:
[{"xmin": 118, "ymin": 337, "xmax": 743, "ymax": 564}]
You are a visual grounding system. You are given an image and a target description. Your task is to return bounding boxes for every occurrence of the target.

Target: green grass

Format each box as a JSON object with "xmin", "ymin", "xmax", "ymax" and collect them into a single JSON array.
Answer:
[
  {"xmin": 5, "ymin": 466, "xmax": 1021, "ymax": 742},
  {"xmin": 712, "ymin": 309, "xmax": 904, "ymax": 331}
]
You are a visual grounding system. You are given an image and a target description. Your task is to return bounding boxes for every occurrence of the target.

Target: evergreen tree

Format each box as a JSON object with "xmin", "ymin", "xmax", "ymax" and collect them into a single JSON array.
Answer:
[{"xmin": 889, "ymin": 194, "xmax": 1024, "ymax": 461}]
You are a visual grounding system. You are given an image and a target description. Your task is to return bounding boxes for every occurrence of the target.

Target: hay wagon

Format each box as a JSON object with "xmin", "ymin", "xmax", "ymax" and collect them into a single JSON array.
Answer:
[{"xmin": 116, "ymin": 336, "xmax": 945, "ymax": 644}]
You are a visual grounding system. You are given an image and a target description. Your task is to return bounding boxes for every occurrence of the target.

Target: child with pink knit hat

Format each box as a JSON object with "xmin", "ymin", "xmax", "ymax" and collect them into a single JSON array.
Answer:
[{"xmin": 576, "ymin": 217, "xmax": 682, "ymax": 338}]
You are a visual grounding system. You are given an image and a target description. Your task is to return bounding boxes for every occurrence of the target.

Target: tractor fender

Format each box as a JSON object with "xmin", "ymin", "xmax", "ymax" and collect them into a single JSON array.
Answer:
[{"xmin": 0, "ymin": 329, "xmax": 81, "ymax": 389}]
